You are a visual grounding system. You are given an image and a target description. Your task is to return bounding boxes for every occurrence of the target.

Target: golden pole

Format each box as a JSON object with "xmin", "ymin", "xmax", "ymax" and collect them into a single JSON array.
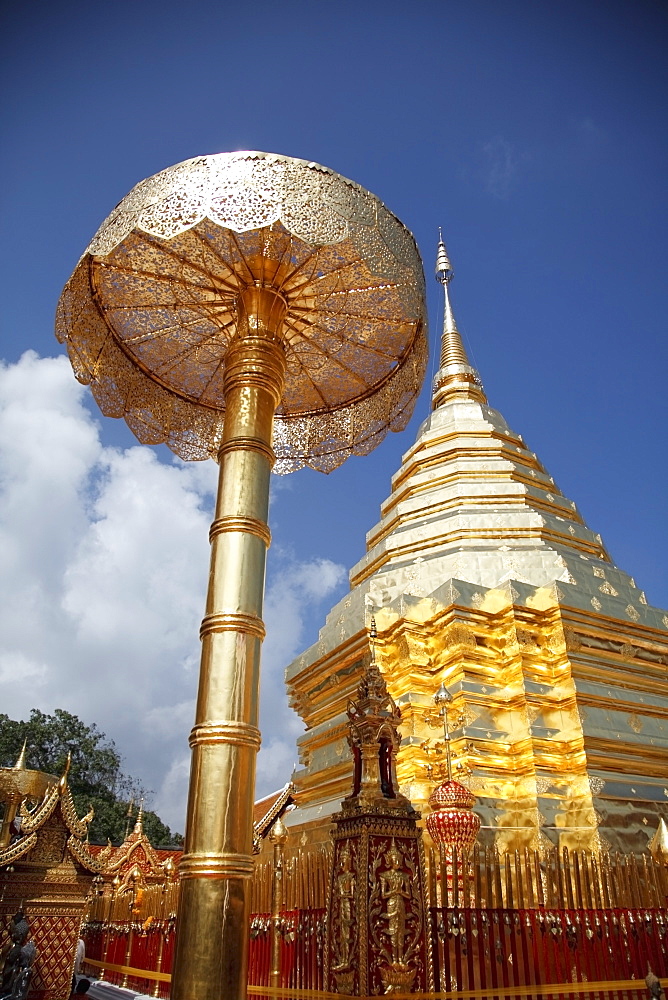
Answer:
[
  {"xmin": 269, "ymin": 817, "xmax": 287, "ymax": 989},
  {"xmin": 171, "ymin": 286, "xmax": 287, "ymax": 1000}
]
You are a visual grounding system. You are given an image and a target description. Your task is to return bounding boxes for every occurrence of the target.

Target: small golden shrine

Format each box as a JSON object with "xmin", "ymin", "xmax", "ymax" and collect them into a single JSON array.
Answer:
[
  {"xmin": 94, "ymin": 806, "xmax": 175, "ymax": 896},
  {"xmin": 285, "ymin": 237, "xmax": 668, "ymax": 857},
  {"xmin": 325, "ymin": 650, "xmax": 432, "ymax": 996},
  {"xmin": 0, "ymin": 752, "xmax": 104, "ymax": 1000}
]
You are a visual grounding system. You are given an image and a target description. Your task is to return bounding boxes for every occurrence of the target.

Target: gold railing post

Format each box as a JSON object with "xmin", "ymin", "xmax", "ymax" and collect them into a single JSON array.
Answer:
[
  {"xmin": 99, "ymin": 876, "xmax": 119, "ymax": 982},
  {"xmin": 269, "ymin": 816, "xmax": 287, "ymax": 989},
  {"xmin": 151, "ymin": 879, "xmax": 169, "ymax": 999},
  {"xmin": 171, "ymin": 286, "xmax": 287, "ymax": 1000},
  {"xmin": 121, "ymin": 924, "xmax": 133, "ymax": 989}
]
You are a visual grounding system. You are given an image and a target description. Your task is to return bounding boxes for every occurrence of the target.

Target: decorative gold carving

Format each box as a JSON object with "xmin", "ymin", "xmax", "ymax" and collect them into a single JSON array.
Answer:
[
  {"xmin": 599, "ymin": 581, "xmax": 618, "ymax": 596},
  {"xmin": 67, "ymin": 836, "xmax": 108, "ymax": 874},
  {"xmin": 330, "ymin": 842, "xmax": 357, "ymax": 972},
  {"xmin": 517, "ymin": 628, "xmax": 539, "ymax": 650},
  {"xmin": 56, "ymin": 152, "xmax": 428, "ymax": 472},
  {"xmin": 527, "ymin": 705, "xmax": 542, "ymax": 726},
  {"xmin": 628, "ymin": 713, "xmax": 643, "ymax": 734},
  {"xmin": 369, "ymin": 837, "xmax": 423, "ymax": 992},
  {"xmin": 26, "ymin": 819, "xmax": 68, "ymax": 866},
  {"xmin": 591, "ymin": 597, "xmax": 602, "ymax": 611},
  {"xmin": 445, "ymin": 624, "xmax": 476, "ymax": 648},
  {"xmin": 593, "ymin": 568, "xmax": 605, "ymax": 579},
  {"xmin": 625, "ymin": 604, "xmax": 640, "ymax": 622},
  {"xmin": 326, "ymin": 657, "xmax": 432, "ymax": 996},
  {"xmin": 0, "ymin": 832, "xmax": 38, "ymax": 866}
]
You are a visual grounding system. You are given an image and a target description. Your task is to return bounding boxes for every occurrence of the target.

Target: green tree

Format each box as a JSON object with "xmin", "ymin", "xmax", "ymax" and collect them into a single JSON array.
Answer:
[{"xmin": 0, "ymin": 709, "xmax": 182, "ymax": 847}]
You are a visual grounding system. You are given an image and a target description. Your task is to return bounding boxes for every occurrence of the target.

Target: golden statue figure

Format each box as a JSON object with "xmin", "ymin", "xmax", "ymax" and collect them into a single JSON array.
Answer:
[
  {"xmin": 333, "ymin": 847, "xmax": 356, "ymax": 970},
  {"xmin": 379, "ymin": 845, "xmax": 410, "ymax": 965}
]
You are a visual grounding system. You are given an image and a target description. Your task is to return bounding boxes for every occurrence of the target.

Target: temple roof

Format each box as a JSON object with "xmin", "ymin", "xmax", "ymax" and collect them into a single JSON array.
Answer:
[
  {"xmin": 252, "ymin": 782, "xmax": 295, "ymax": 853},
  {"xmin": 0, "ymin": 765, "xmax": 104, "ymax": 872}
]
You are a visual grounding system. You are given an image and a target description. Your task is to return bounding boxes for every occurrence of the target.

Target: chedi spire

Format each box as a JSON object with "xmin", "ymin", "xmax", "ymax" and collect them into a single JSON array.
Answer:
[{"xmin": 432, "ymin": 234, "xmax": 486, "ymax": 408}]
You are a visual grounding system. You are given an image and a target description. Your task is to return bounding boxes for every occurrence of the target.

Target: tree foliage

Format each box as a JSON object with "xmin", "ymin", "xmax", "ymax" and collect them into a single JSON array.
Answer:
[{"xmin": 0, "ymin": 709, "xmax": 182, "ymax": 847}]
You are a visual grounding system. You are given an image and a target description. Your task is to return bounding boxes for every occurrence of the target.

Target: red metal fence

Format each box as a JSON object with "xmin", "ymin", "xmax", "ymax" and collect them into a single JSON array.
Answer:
[{"xmin": 82, "ymin": 846, "xmax": 668, "ymax": 997}]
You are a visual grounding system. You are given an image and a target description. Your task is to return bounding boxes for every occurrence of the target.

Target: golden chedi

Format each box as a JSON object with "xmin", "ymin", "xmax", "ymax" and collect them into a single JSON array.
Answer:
[{"xmin": 284, "ymin": 235, "xmax": 668, "ymax": 857}]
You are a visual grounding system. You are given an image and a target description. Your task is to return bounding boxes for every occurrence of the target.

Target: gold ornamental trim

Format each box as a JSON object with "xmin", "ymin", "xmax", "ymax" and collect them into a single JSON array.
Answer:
[
  {"xmin": 352, "ymin": 526, "xmax": 605, "ymax": 585},
  {"xmin": 179, "ymin": 853, "xmax": 255, "ymax": 879},
  {"xmin": 245, "ymin": 981, "xmax": 667, "ymax": 1000},
  {"xmin": 81, "ymin": 970, "xmax": 667, "ymax": 1000},
  {"xmin": 84, "ymin": 960, "xmax": 171, "ymax": 984},
  {"xmin": 67, "ymin": 834, "xmax": 108, "ymax": 874},
  {"xmin": 188, "ymin": 721, "xmax": 261, "ymax": 750},
  {"xmin": 216, "ymin": 435, "xmax": 276, "ymax": 466},
  {"xmin": 199, "ymin": 611, "xmax": 266, "ymax": 641},
  {"xmin": 0, "ymin": 832, "xmax": 38, "ymax": 866},
  {"xmin": 209, "ymin": 515, "xmax": 271, "ymax": 547}
]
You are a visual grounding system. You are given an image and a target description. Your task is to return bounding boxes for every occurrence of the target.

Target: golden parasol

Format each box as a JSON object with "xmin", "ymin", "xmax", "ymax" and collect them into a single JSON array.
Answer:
[{"xmin": 56, "ymin": 151, "xmax": 427, "ymax": 1000}]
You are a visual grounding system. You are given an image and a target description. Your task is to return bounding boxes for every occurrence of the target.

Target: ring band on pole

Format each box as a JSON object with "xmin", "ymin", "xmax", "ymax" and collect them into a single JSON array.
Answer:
[
  {"xmin": 189, "ymin": 722, "xmax": 262, "ymax": 750},
  {"xmin": 179, "ymin": 854, "xmax": 256, "ymax": 880},
  {"xmin": 209, "ymin": 516, "xmax": 272, "ymax": 547},
  {"xmin": 199, "ymin": 612, "xmax": 266, "ymax": 641}
]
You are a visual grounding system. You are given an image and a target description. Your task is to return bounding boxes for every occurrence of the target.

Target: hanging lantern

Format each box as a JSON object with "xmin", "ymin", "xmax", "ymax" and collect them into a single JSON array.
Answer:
[{"xmin": 425, "ymin": 778, "xmax": 480, "ymax": 851}]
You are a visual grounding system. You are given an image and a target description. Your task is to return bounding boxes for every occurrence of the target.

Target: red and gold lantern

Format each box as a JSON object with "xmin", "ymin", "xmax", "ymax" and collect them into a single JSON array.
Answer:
[{"xmin": 425, "ymin": 778, "xmax": 480, "ymax": 850}]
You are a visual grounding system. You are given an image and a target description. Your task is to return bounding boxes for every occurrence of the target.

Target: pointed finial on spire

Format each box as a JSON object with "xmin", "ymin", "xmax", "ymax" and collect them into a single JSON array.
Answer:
[
  {"xmin": 432, "ymin": 233, "xmax": 486, "ymax": 409},
  {"xmin": 369, "ymin": 614, "xmax": 377, "ymax": 664},
  {"xmin": 58, "ymin": 751, "xmax": 72, "ymax": 792},
  {"xmin": 269, "ymin": 814, "xmax": 287, "ymax": 844},
  {"xmin": 12, "ymin": 741, "xmax": 28, "ymax": 771},
  {"xmin": 133, "ymin": 799, "xmax": 144, "ymax": 834},
  {"xmin": 435, "ymin": 230, "xmax": 453, "ymax": 284},
  {"xmin": 434, "ymin": 682, "xmax": 454, "ymax": 781},
  {"xmin": 648, "ymin": 817, "xmax": 668, "ymax": 866}
]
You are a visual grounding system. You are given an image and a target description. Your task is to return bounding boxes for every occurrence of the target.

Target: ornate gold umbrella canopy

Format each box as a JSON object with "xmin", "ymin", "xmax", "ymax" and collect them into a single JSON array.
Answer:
[
  {"xmin": 56, "ymin": 151, "xmax": 427, "ymax": 1000},
  {"xmin": 56, "ymin": 151, "xmax": 427, "ymax": 472}
]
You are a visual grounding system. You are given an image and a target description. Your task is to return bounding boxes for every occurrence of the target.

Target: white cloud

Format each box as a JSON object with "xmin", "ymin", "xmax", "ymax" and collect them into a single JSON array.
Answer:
[
  {"xmin": 152, "ymin": 553, "xmax": 346, "ymax": 829},
  {"xmin": 0, "ymin": 352, "xmax": 345, "ymax": 836},
  {"xmin": 480, "ymin": 136, "xmax": 526, "ymax": 199}
]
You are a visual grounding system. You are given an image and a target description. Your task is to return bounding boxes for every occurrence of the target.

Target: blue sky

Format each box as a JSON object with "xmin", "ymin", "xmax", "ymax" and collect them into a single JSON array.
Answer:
[{"xmin": 1, "ymin": 0, "xmax": 666, "ymax": 830}]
